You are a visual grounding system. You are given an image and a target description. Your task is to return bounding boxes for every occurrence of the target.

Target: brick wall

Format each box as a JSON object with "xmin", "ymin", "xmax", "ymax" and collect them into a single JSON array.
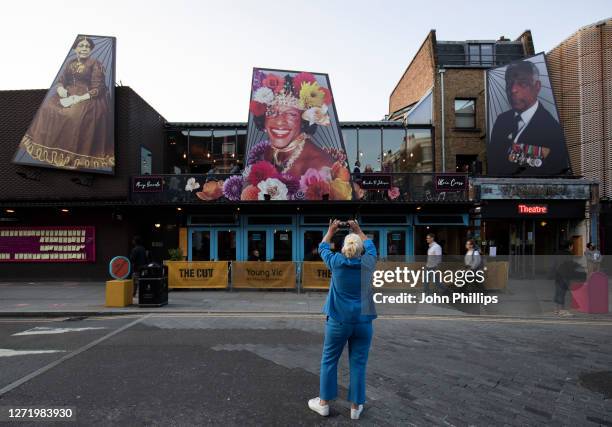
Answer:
[
  {"xmin": 389, "ymin": 31, "xmax": 437, "ymax": 115},
  {"xmin": 432, "ymin": 68, "xmax": 487, "ymax": 172},
  {"xmin": 0, "ymin": 87, "xmax": 166, "ymax": 203}
]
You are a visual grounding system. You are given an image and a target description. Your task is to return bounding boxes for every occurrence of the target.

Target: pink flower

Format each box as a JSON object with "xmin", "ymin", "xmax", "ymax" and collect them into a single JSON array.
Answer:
[
  {"xmin": 388, "ymin": 186, "xmax": 400, "ymax": 200},
  {"xmin": 249, "ymin": 100, "xmax": 266, "ymax": 116},
  {"xmin": 299, "ymin": 168, "xmax": 330, "ymax": 192},
  {"xmin": 248, "ymin": 161, "xmax": 278, "ymax": 186}
]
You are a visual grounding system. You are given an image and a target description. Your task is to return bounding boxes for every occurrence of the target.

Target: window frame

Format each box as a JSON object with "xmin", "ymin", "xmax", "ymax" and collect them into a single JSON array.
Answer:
[{"xmin": 453, "ymin": 98, "xmax": 477, "ymax": 130}]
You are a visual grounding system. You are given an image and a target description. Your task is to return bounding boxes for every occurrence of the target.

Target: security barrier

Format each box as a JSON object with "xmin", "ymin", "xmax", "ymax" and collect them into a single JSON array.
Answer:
[
  {"xmin": 231, "ymin": 261, "xmax": 296, "ymax": 289},
  {"xmin": 301, "ymin": 262, "xmax": 331, "ymax": 289},
  {"xmin": 166, "ymin": 261, "xmax": 229, "ymax": 289}
]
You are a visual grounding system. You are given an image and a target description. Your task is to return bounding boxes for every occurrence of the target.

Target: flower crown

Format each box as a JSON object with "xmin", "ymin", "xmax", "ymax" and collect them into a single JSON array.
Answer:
[{"xmin": 250, "ymin": 70, "xmax": 332, "ymax": 126}]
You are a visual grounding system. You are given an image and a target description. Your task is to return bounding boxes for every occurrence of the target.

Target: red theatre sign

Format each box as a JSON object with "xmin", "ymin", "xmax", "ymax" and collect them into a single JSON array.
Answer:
[{"xmin": 518, "ymin": 204, "xmax": 548, "ymax": 214}]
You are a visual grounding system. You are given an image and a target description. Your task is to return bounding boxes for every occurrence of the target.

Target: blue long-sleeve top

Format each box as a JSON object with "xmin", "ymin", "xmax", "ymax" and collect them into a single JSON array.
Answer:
[{"xmin": 319, "ymin": 240, "xmax": 378, "ymax": 323}]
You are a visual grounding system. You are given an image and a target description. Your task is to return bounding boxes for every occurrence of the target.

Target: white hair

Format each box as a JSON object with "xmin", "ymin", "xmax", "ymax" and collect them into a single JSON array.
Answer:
[{"xmin": 341, "ymin": 233, "xmax": 364, "ymax": 259}]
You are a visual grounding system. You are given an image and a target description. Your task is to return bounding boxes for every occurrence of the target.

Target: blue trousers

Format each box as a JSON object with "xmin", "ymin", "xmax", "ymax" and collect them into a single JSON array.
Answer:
[{"xmin": 319, "ymin": 316, "xmax": 373, "ymax": 405}]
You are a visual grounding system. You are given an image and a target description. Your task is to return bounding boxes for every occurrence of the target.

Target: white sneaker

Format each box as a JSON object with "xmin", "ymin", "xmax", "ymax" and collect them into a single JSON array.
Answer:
[
  {"xmin": 308, "ymin": 397, "xmax": 329, "ymax": 416},
  {"xmin": 351, "ymin": 404, "xmax": 364, "ymax": 420}
]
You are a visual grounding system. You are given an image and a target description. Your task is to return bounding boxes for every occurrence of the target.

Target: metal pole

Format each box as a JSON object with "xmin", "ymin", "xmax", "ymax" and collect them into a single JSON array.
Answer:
[{"xmin": 438, "ymin": 69, "xmax": 446, "ymax": 172}]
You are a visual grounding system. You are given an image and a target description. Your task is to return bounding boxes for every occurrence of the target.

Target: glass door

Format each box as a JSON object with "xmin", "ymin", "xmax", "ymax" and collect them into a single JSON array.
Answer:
[{"xmin": 189, "ymin": 227, "xmax": 240, "ymax": 261}]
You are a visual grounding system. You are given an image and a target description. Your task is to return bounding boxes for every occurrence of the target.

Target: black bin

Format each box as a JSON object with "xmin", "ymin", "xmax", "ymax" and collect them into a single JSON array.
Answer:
[{"xmin": 138, "ymin": 263, "xmax": 168, "ymax": 307}]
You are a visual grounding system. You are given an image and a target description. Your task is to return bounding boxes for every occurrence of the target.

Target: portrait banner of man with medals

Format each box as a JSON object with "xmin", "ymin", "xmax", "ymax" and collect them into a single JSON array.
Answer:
[
  {"xmin": 13, "ymin": 34, "xmax": 116, "ymax": 174},
  {"xmin": 486, "ymin": 53, "xmax": 571, "ymax": 177}
]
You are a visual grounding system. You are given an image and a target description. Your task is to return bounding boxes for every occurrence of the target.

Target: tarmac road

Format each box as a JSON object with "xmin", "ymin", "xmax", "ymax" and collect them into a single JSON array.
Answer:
[{"xmin": 0, "ymin": 314, "xmax": 611, "ymax": 426}]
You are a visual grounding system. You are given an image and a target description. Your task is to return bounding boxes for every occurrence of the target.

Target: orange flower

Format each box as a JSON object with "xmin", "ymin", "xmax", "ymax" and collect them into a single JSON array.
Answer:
[
  {"xmin": 330, "ymin": 179, "xmax": 352, "ymax": 200},
  {"xmin": 195, "ymin": 180, "xmax": 223, "ymax": 201},
  {"xmin": 305, "ymin": 180, "xmax": 330, "ymax": 200},
  {"xmin": 240, "ymin": 184, "xmax": 260, "ymax": 201},
  {"xmin": 331, "ymin": 161, "xmax": 351, "ymax": 182}
]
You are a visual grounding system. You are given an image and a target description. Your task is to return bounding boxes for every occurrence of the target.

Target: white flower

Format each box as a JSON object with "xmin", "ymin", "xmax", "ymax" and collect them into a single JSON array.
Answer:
[
  {"xmin": 253, "ymin": 87, "xmax": 274, "ymax": 105},
  {"xmin": 257, "ymin": 178, "xmax": 288, "ymax": 200},
  {"xmin": 302, "ymin": 105, "xmax": 330, "ymax": 126},
  {"xmin": 319, "ymin": 166, "xmax": 332, "ymax": 182},
  {"xmin": 185, "ymin": 177, "xmax": 200, "ymax": 192}
]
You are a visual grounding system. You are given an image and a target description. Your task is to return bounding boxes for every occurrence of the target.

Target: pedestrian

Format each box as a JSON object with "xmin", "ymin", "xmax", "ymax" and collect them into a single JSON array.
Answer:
[
  {"xmin": 464, "ymin": 239, "xmax": 481, "ymax": 271},
  {"xmin": 553, "ymin": 240, "xmax": 583, "ymax": 316},
  {"xmin": 425, "ymin": 232, "xmax": 443, "ymax": 295},
  {"xmin": 584, "ymin": 242, "xmax": 602, "ymax": 275},
  {"xmin": 308, "ymin": 219, "xmax": 377, "ymax": 420},
  {"xmin": 129, "ymin": 236, "xmax": 148, "ymax": 297}
]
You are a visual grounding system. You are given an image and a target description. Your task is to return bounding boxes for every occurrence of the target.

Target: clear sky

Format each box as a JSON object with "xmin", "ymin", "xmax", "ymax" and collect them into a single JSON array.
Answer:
[{"xmin": 1, "ymin": 0, "xmax": 609, "ymax": 122}]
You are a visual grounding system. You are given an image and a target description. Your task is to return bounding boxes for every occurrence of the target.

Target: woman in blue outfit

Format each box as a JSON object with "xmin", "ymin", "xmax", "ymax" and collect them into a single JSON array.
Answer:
[{"xmin": 308, "ymin": 219, "xmax": 377, "ymax": 420}]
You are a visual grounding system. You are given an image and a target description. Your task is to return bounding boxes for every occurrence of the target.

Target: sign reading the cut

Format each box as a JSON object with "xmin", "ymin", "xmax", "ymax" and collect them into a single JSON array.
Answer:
[
  {"xmin": 166, "ymin": 261, "xmax": 228, "ymax": 288},
  {"xmin": 0, "ymin": 227, "xmax": 95, "ymax": 263},
  {"xmin": 486, "ymin": 53, "xmax": 570, "ymax": 176},
  {"xmin": 13, "ymin": 35, "xmax": 116, "ymax": 174}
]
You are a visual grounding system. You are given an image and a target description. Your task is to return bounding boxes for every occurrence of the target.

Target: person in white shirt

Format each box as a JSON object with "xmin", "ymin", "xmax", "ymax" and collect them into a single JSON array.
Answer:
[
  {"xmin": 425, "ymin": 233, "xmax": 442, "ymax": 294},
  {"xmin": 464, "ymin": 239, "xmax": 481, "ymax": 270}
]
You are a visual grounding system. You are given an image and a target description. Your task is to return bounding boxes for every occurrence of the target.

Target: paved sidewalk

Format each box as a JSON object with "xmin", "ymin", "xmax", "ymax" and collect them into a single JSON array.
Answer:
[{"xmin": 1, "ymin": 279, "xmax": 611, "ymax": 320}]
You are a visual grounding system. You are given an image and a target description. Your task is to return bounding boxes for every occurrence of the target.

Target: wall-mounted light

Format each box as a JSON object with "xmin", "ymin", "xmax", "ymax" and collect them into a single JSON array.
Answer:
[
  {"xmin": 60, "ymin": 208, "xmax": 69, "ymax": 213},
  {"xmin": 154, "ymin": 223, "xmax": 161, "ymax": 228},
  {"xmin": 540, "ymin": 221, "xmax": 547, "ymax": 227},
  {"xmin": 416, "ymin": 206, "xmax": 422, "ymax": 211},
  {"xmin": 182, "ymin": 153, "xmax": 187, "ymax": 159},
  {"xmin": 5, "ymin": 209, "xmax": 15, "ymax": 213},
  {"xmin": 207, "ymin": 153, "xmax": 211, "ymax": 158},
  {"xmin": 177, "ymin": 207, "xmax": 182, "ymax": 211}
]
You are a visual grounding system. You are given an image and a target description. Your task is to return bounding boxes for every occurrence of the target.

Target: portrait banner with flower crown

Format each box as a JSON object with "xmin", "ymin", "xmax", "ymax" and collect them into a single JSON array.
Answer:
[
  {"xmin": 12, "ymin": 34, "xmax": 116, "ymax": 174},
  {"xmin": 242, "ymin": 68, "xmax": 354, "ymax": 201}
]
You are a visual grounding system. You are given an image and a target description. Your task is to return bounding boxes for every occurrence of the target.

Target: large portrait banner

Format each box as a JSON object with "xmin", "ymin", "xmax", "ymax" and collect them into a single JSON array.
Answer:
[
  {"xmin": 13, "ymin": 34, "xmax": 116, "ymax": 174},
  {"xmin": 486, "ymin": 53, "xmax": 570, "ymax": 177}
]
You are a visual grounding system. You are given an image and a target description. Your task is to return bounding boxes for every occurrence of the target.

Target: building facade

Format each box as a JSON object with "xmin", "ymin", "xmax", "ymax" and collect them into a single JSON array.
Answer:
[{"xmin": 547, "ymin": 18, "xmax": 612, "ymax": 253}]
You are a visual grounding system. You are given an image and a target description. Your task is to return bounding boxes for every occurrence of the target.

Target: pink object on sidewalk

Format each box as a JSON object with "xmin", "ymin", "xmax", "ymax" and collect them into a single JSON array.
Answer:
[{"xmin": 570, "ymin": 272, "xmax": 609, "ymax": 314}]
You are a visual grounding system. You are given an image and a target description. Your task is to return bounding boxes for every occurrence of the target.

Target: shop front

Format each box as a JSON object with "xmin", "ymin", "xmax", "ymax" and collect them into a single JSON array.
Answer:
[{"xmin": 472, "ymin": 178, "xmax": 598, "ymax": 278}]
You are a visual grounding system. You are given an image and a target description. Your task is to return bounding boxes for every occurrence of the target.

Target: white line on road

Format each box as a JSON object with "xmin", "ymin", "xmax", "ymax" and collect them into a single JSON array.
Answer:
[
  {"xmin": 0, "ymin": 314, "xmax": 152, "ymax": 397},
  {"xmin": 12, "ymin": 327, "xmax": 106, "ymax": 336},
  {"xmin": 0, "ymin": 349, "xmax": 65, "ymax": 357}
]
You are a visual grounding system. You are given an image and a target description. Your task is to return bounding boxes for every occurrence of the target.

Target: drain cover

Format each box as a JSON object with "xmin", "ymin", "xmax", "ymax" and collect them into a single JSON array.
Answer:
[{"xmin": 578, "ymin": 371, "xmax": 612, "ymax": 399}]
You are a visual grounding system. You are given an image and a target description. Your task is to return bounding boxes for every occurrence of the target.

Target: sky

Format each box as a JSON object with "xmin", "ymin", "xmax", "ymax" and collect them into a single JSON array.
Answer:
[{"xmin": 0, "ymin": 0, "xmax": 609, "ymax": 122}]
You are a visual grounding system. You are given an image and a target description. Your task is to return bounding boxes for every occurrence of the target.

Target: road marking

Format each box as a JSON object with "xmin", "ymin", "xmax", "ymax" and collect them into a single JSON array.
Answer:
[
  {"xmin": 0, "ymin": 349, "xmax": 65, "ymax": 357},
  {"xmin": 0, "ymin": 314, "xmax": 151, "ymax": 397},
  {"xmin": 12, "ymin": 327, "xmax": 106, "ymax": 336}
]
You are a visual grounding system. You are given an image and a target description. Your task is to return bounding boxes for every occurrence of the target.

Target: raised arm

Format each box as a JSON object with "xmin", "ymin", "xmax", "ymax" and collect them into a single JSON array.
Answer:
[{"xmin": 319, "ymin": 219, "xmax": 340, "ymax": 269}]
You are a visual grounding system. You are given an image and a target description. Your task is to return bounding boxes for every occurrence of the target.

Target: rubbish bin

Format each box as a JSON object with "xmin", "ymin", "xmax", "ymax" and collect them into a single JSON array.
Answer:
[{"xmin": 138, "ymin": 263, "xmax": 168, "ymax": 307}]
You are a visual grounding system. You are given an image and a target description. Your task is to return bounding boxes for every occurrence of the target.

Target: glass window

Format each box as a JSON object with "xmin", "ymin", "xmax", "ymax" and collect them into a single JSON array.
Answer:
[
  {"xmin": 481, "ymin": 44, "xmax": 494, "ymax": 65},
  {"xmin": 406, "ymin": 90, "xmax": 432, "ymax": 125},
  {"xmin": 217, "ymin": 231, "xmax": 236, "ymax": 261},
  {"xmin": 387, "ymin": 231, "xmax": 406, "ymax": 260},
  {"xmin": 191, "ymin": 231, "xmax": 211, "ymax": 261},
  {"xmin": 189, "ymin": 130, "xmax": 212, "ymax": 173},
  {"xmin": 468, "ymin": 45, "xmax": 480, "ymax": 65},
  {"xmin": 405, "ymin": 128, "xmax": 434, "ymax": 172},
  {"xmin": 303, "ymin": 231, "xmax": 323, "ymax": 261},
  {"xmin": 454, "ymin": 99, "xmax": 475, "ymax": 129},
  {"xmin": 248, "ymin": 231, "xmax": 266, "ymax": 261},
  {"xmin": 342, "ymin": 128, "xmax": 358, "ymax": 170},
  {"xmin": 140, "ymin": 146, "xmax": 152, "ymax": 175},
  {"xmin": 273, "ymin": 230, "xmax": 292, "ymax": 261},
  {"xmin": 358, "ymin": 129, "xmax": 382, "ymax": 172},
  {"xmin": 382, "ymin": 129, "xmax": 407, "ymax": 172},
  {"xmin": 166, "ymin": 131, "xmax": 188, "ymax": 174},
  {"xmin": 212, "ymin": 130, "xmax": 236, "ymax": 173}
]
